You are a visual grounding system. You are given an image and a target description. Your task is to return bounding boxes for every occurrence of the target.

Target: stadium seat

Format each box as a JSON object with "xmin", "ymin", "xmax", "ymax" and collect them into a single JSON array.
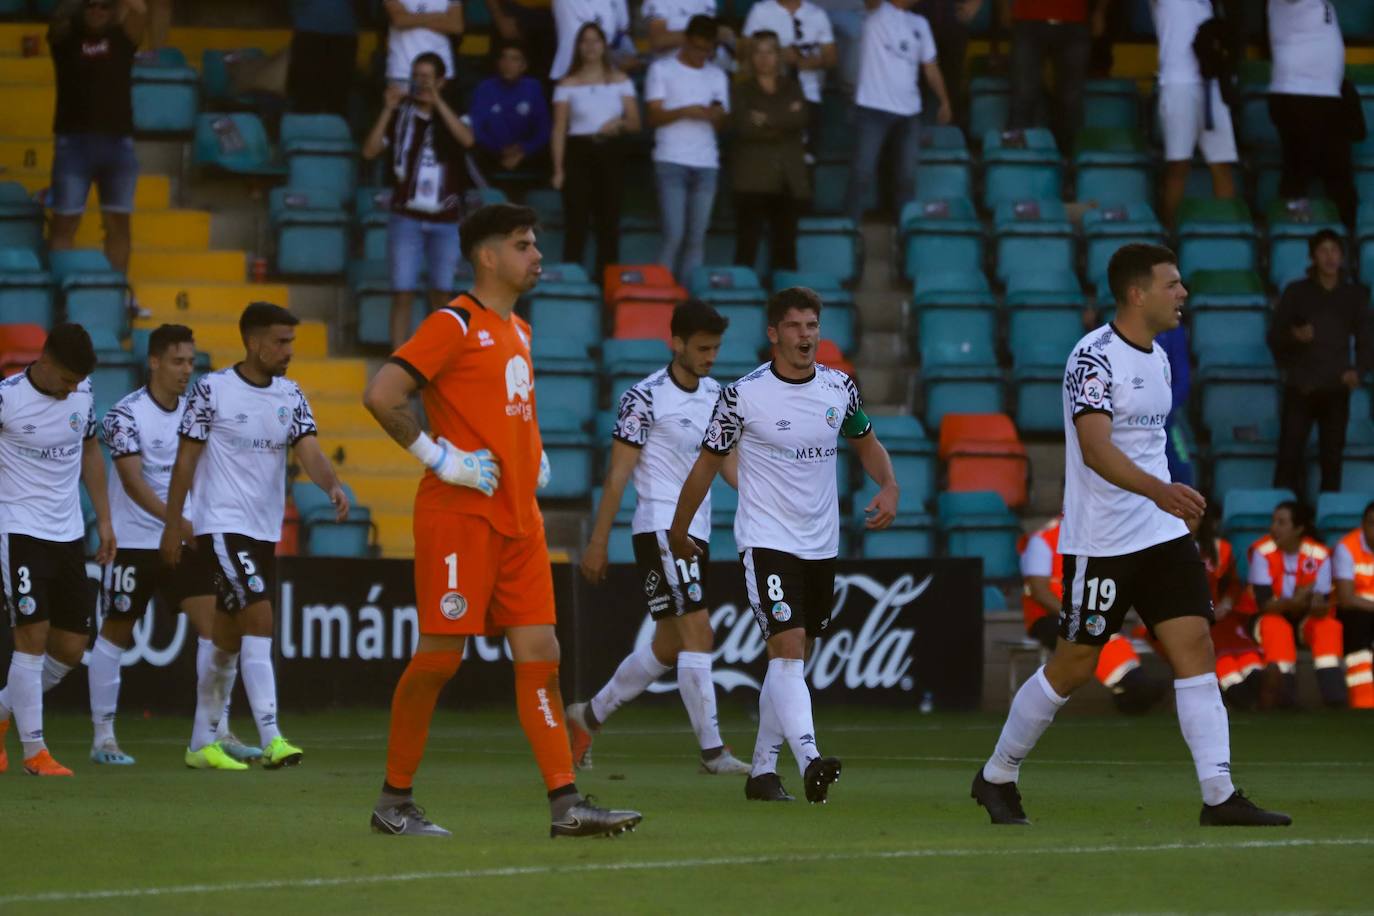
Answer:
[
  {"xmin": 912, "ymin": 268, "xmax": 994, "ymax": 308},
  {"xmin": 992, "ymin": 199, "xmax": 1075, "ymax": 284},
  {"xmin": 89, "ymin": 355, "xmax": 139, "ymax": 419},
  {"xmin": 710, "ymin": 475, "xmax": 738, "ymax": 526},
  {"xmin": 1223, "ymin": 488, "xmax": 1295, "ymax": 534},
  {"xmin": 535, "ymin": 353, "xmax": 598, "ymax": 433},
  {"xmin": 280, "ymin": 114, "xmax": 358, "ymax": 201},
  {"xmin": 540, "ymin": 428, "xmax": 595, "ymax": 499},
  {"xmin": 604, "ymin": 263, "xmax": 678, "ymax": 302},
  {"xmin": 349, "ymin": 260, "xmax": 396, "ymax": 346},
  {"xmin": 1012, "ymin": 365, "xmax": 1064, "ymax": 434},
  {"xmin": 528, "ymin": 296, "xmax": 601, "ymax": 354},
  {"xmin": 1008, "ymin": 308, "xmax": 1081, "ymax": 368},
  {"xmin": 938, "ymin": 412, "xmax": 1017, "ymax": 457},
  {"xmin": 535, "ymin": 262, "xmax": 589, "ymax": 285},
  {"xmin": 811, "ymin": 157, "xmax": 854, "ymax": 216},
  {"xmin": 1194, "ymin": 341, "xmax": 1271, "ymax": 374},
  {"xmin": 1192, "ymin": 310, "xmax": 1267, "ymax": 368},
  {"xmin": 919, "ymin": 309, "xmax": 996, "ymax": 368},
  {"xmin": 1199, "ymin": 366, "xmax": 1279, "ymax": 439},
  {"xmin": 200, "ymin": 49, "xmax": 267, "ymax": 107},
  {"xmin": 1237, "ymin": 85, "xmax": 1280, "ymax": 153},
  {"xmin": 1074, "ymin": 127, "xmax": 1152, "ymax": 206},
  {"xmin": 269, "ymin": 187, "xmax": 349, "ymax": 276},
  {"xmin": 982, "ymin": 128, "xmax": 1063, "ymax": 209},
  {"xmin": 1339, "ymin": 0, "xmax": 1374, "ymax": 40},
  {"xmin": 355, "ymin": 187, "xmax": 392, "ymax": 261},
  {"xmin": 0, "ymin": 182, "xmax": 43, "ymax": 251},
  {"xmin": 968, "ymin": 76, "xmax": 1010, "ymax": 140},
  {"xmin": 869, "ymin": 415, "xmax": 938, "ymax": 508},
  {"xmin": 0, "ymin": 248, "xmax": 53, "ymax": 328},
  {"xmin": 937, "ymin": 490, "xmax": 1020, "ymax": 579},
  {"xmin": 612, "ymin": 301, "xmax": 674, "ymax": 342},
  {"xmin": 1208, "ymin": 422, "xmax": 1280, "ymax": 499},
  {"xmin": 940, "ymin": 413, "xmax": 1029, "ymax": 509},
  {"xmin": 305, "ymin": 520, "xmax": 375, "ymax": 558},
  {"xmin": 796, "ymin": 218, "xmax": 862, "ymax": 287},
  {"xmin": 1267, "ymin": 198, "xmax": 1343, "ymax": 291},
  {"xmin": 132, "ymin": 52, "xmax": 199, "ymax": 134},
  {"xmin": 815, "ymin": 339, "xmax": 854, "ymax": 378},
  {"xmin": 923, "ymin": 369, "xmax": 1004, "ymax": 430},
  {"xmin": 605, "ymin": 338, "xmax": 671, "ymax": 405},
  {"xmin": 898, "ymin": 198, "xmax": 984, "ymax": 282},
  {"xmin": 48, "ymin": 249, "xmax": 127, "ymax": 352},
  {"xmin": 771, "ymin": 270, "xmax": 844, "ymax": 292},
  {"xmin": 1003, "ymin": 269, "xmax": 1085, "ymax": 308},
  {"xmin": 982, "ymin": 584, "xmax": 1008, "ymax": 612},
  {"xmin": 193, "ymin": 113, "xmax": 285, "ymax": 177},
  {"xmin": 1187, "ymin": 269, "xmax": 1267, "ymax": 310},
  {"xmin": 1083, "ymin": 79, "xmax": 1140, "ymax": 131},
  {"xmin": 1176, "ymin": 198, "xmax": 1259, "ymax": 279},
  {"xmin": 1316, "ymin": 490, "xmax": 1374, "ymax": 535},
  {"xmin": 710, "ymin": 523, "xmax": 739, "ymax": 559},
  {"xmin": 860, "ymin": 523, "xmax": 936, "ymax": 559},
  {"xmin": 915, "ymin": 161, "xmax": 974, "ymax": 202},
  {"xmin": 687, "ymin": 265, "xmax": 765, "ymax": 306},
  {"xmin": 714, "ymin": 302, "xmax": 767, "ymax": 352}
]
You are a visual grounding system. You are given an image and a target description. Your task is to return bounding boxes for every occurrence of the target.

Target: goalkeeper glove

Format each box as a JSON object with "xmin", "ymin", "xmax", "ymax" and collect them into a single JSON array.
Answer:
[{"xmin": 409, "ymin": 433, "xmax": 500, "ymax": 496}]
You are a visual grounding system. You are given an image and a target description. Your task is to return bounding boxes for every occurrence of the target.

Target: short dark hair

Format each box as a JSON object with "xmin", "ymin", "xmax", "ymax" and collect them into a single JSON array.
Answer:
[
  {"xmin": 412, "ymin": 51, "xmax": 447, "ymax": 79},
  {"xmin": 239, "ymin": 302, "xmax": 299, "ymax": 338},
  {"xmin": 459, "ymin": 203, "xmax": 539, "ymax": 263},
  {"xmin": 1309, "ymin": 228, "xmax": 1345, "ymax": 256},
  {"xmin": 148, "ymin": 323, "xmax": 194, "ymax": 358},
  {"xmin": 685, "ymin": 14, "xmax": 717, "ymax": 42},
  {"xmin": 1107, "ymin": 242, "xmax": 1178, "ymax": 305},
  {"xmin": 670, "ymin": 299, "xmax": 729, "ymax": 341},
  {"xmin": 494, "ymin": 38, "xmax": 527, "ymax": 59},
  {"xmin": 43, "ymin": 322, "xmax": 97, "ymax": 376},
  {"xmin": 1275, "ymin": 500, "xmax": 1315, "ymax": 538},
  {"xmin": 1362, "ymin": 500, "xmax": 1374, "ymax": 523},
  {"xmin": 767, "ymin": 287, "xmax": 823, "ymax": 326}
]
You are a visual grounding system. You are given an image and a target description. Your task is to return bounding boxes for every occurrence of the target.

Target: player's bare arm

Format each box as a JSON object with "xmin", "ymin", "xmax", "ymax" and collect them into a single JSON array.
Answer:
[
  {"xmin": 1335, "ymin": 578, "xmax": 1374, "ymax": 614},
  {"xmin": 114, "ymin": 453, "xmax": 193, "ymax": 546},
  {"xmin": 1075, "ymin": 412, "xmax": 1205, "ymax": 521},
  {"xmin": 160, "ymin": 437, "xmax": 203, "ymax": 567},
  {"xmin": 669, "ymin": 450, "xmax": 724, "ymax": 561},
  {"xmin": 720, "ymin": 448, "xmax": 739, "ymax": 489},
  {"xmin": 581, "ymin": 440, "xmax": 642, "ymax": 584},
  {"xmin": 363, "ymin": 362, "xmax": 423, "ymax": 447},
  {"xmin": 851, "ymin": 432, "xmax": 898, "ymax": 530},
  {"xmin": 1026, "ymin": 575, "xmax": 1059, "ymax": 615},
  {"xmin": 81, "ymin": 435, "xmax": 117, "ymax": 565},
  {"xmin": 293, "ymin": 435, "xmax": 350, "ymax": 522}
]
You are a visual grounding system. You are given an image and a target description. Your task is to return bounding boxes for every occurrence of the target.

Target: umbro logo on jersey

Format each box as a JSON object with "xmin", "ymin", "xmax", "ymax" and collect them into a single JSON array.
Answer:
[
  {"xmin": 234, "ymin": 413, "xmax": 249, "ymax": 424},
  {"xmin": 478, "ymin": 330, "xmax": 495, "ymax": 348},
  {"xmin": 21, "ymin": 424, "xmax": 35, "ymax": 434},
  {"xmin": 678, "ymin": 418, "xmax": 693, "ymax": 428},
  {"xmin": 775, "ymin": 419, "xmax": 791, "ymax": 429},
  {"xmin": 1131, "ymin": 376, "xmax": 1145, "ymax": 389}
]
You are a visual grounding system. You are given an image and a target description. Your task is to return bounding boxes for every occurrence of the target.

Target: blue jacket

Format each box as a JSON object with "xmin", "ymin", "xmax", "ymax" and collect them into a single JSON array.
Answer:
[
  {"xmin": 469, "ymin": 76, "xmax": 551, "ymax": 157},
  {"xmin": 1156, "ymin": 324, "xmax": 1191, "ymax": 420}
]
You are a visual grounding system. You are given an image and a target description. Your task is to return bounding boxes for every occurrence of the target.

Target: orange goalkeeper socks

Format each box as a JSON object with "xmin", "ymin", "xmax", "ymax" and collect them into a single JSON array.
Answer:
[
  {"xmin": 514, "ymin": 660, "xmax": 576, "ymax": 793},
  {"xmin": 384, "ymin": 650, "xmax": 462, "ymax": 791}
]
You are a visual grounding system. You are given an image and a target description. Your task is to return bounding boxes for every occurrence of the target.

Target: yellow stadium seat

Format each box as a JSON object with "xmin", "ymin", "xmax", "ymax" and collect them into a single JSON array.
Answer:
[
  {"xmin": 74, "ymin": 209, "xmax": 211, "ymax": 249},
  {"xmin": 134, "ymin": 282, "xmax": 292, "ymax": 320},
  {"xmin": 3, "ymin": 86, "xmax": 55, "ymax": 137},
  {"xmin": 129, "ymin": 250, "xmax": 246, "ymax": 284}
]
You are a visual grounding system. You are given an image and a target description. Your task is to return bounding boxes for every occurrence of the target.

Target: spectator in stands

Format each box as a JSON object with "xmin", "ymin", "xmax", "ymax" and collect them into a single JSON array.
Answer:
[
  {"xmin": 809, "ymin": 0, "xmax": 863, "ymax": 98},
  {"xmin": 551, "ymin": 22, "xmax": 640, "ymax": 278},
  {"xmin": 1156, "ymin": 323, "xmax": 1193, "ymax": 487},
  {"xmin": 742, "ymin": 0, "xmax": 837, "ymax": 158},
  {"xmin": 485, "ymin": 0, "xmax": 557, "ymax": 81},
  {"xmin": 730, "ymin": 31, "xmax": 808, "ymax": 271},
  {"xmin": 1267, "ymin": 0, "xmax": 1356, "ymax": 228},
  {"xmin": 384, "ymin": 0, "xmax": 463, "ymax": 88},
  {"xmin": 146, "ymin": 0, "xmax": 169, "ymax": 50},
  {"xmin": 470, "ymin": 40, "xmax": 552, "ymax": 181},
  {"xmin": 1189, "ymin": 510, "xmax": 1264, "ymax": 710},
  {"xmin": 646, "ymin": 15, "xmax": 730, "ymax": 280},
  {"xmin": 288, "ymin": 0, "xmax": 360, "ymax": 116},
  {"xmin": 1269, "ymin": 229, "xmax": 1374, "ymax": 498},
  {"xmin": 642, "ymin": 0, "xmax": 737, "ymax": 67},
  {"xmin": 48, "ymin": 0, "xmax": 146, "ymax": 277},
  {"xmin": 915, "ymin": 0, "xmax": 982, "ymax": 123},
  {"xmin": 549, "ymin": 0, "xmax": 633, "ymax": 80},
  {"xmin": 845, "ymin": 0, "xmax": 951, "ymax": 223},
  {"xmin": 362, "ymin": 52, "xmax": 475, "ymax": 347},
  {"xmin": 1003, "ymin": 0, "xmax": 1107, "ymax": 150},
  {"xmin": 1152, "ymin": 0, "xmax": 1237, "ymax": 228}
]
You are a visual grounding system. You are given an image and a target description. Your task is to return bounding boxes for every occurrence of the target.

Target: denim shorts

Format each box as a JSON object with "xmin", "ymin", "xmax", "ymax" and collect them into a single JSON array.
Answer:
[
  {"xmin": 388, "ymin": 212, "xmax": 461, "ymax": 293},
  {"xmin": 49, "ymin": 133, "xmax": 139, "ymax": 216}
]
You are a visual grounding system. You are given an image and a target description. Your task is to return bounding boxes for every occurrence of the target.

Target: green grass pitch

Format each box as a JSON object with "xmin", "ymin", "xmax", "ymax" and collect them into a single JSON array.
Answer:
[{"xmin": 2, "ymin": 706, "xmax": 1370, "ymax": 914}]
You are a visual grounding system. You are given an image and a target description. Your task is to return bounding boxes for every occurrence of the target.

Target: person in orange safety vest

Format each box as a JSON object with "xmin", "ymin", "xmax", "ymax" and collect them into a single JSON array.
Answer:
[
  {"xmin": 1189, "ymin": 510, "xmax": 1265, "ymax": 710},
  {"xmin": 1329, "ymin": 500, "xmax": 1374, "ymax": 710}
]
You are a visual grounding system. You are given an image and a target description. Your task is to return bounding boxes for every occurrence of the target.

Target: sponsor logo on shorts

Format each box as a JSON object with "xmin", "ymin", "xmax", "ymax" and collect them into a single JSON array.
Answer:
[
  {"xmin": 440, "ymin": 591, "xmax": 468, "ymax": 620},
  {"xmin": 17, "ymin": 595, "xmax": 36, "ymax": 616},
  {"xmin": 825, "ymin": 406, "xmax": 840, "ymax": 429},
  {"xmin": 68, "ymin": 412, "xmax": 81, "ymax": 431},
  {"xmin": 113, "ymin": 593, "xmax": 132, "ymax": 613},
  {"xmin": 1085, "ymin": 614, "xmax": 1106, "ymax": 637},
  {"xmin": 247, "ymin": 574, "xmax": 265, "ymax": 594},
  {"xmin": 276, "ymin": 406, "xmax": 289, "ymax": 426},
  {"xmin": 687, "ymin": 582, "xmax": 703, "ymax": 603},
  {"xmin": 643, "ymin": 570, "xmax": 660, "ymax": 596},
  {"xmin": 771, "ymin": 601, "xmax": 791, "ymax": 622}
]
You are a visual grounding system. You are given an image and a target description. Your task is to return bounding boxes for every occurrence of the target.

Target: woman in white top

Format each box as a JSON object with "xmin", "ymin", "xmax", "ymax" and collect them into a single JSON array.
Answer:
[
  {"xmin": 1267, "ymin": 0, "xmax": 1356, "ymax": 226},
  {"xmin": 551, "ymin": 22, "xmax": 641, "ymax": 277}
]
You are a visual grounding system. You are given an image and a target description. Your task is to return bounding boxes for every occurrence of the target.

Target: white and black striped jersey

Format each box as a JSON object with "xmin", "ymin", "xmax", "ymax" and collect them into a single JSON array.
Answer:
[
  {"xmin": 0, "ymin": 369, "xmax": 96, "ymax": 542},
  {"xmin": 103, "ymin": 387, "xmax": 193, "ymax": 550},
  {"xmin": 703, "ymin": 361, "xmax": 870, "ymax": 560},
  {"xmin": 178, "ymin": 367, "xmax": 317, "ymax": 543},
  {"xmin": 1060, "ymin": 324, "xmax": 1188, "ymax": 557},
  {"xmin": 614, "ymin": 366, "xmax": 719, "ymax": 541}
]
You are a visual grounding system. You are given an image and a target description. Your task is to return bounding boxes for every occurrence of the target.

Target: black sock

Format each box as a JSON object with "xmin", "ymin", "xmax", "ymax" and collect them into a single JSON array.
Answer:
[
  {"xmin": 549, "ymin": 783, "xmax": 580, "ymax": 819},
  {"xmin": 700, "ymin": 745, "xmax": 724, "ymax": 761}
]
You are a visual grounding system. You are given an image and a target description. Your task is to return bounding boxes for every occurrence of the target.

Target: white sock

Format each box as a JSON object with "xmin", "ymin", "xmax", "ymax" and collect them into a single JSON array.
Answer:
[
  {"xmin": 7, "ymin": 652, "xmax": 46, "ymax": 757},
  {"xmin": 89, "ymin": 637, "xmax": 124, "ymax": 746},
  {"xmin": 1174, "ymin": 672, "xmax": 1236, "ymax": 806},
  {"xmin": 983, "ymin": 666, "xmax": 1067, "ymax": 785},
  {"xmin": 41, "ymin": 654, "xmax": 72, "ymax": 691},
  {"xmin": 764, "ymin": 657, "xmax": 818, "ymax": 777},
  {"xmin": 751, "ymin": 677, "xmax": 784, "ymax": 777},
  {"xmin": 190, "ymin": 646, "xmax": 237, "ymax": 751},
  {"xmin": 198, "ymin": 638, "xmax": 235, "ymax": 741},
  {"xmin": 590, "ymin": 641, "xmax": 670, "ymax": 725},
  {"xmin": 239, "ymin": 635, "xmax": 282, "ymax": 745},
  {"xmin": 676, "ymin": 651, "xmax": 723, "ymax": 752}
]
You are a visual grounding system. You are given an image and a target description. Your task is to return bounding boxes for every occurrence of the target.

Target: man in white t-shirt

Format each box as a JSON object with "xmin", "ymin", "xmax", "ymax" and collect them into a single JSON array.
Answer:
[
  {"xmin": 1152, "ymin": 0, "xmax": 1238, "ymax": 228},
  {"xmin": 845, "ymin": 0, "xmax": 950, "ymax": 223},
  {"xmin": 550, "ymin": 0, "xmax": 633, "ymax": 80},
  {"xmin": 385, "ymin": 0, "xmax": 463, "ymax": 84},
  {"xmin": 642, "ymin": 0, "xmax": 736, "ymax": 67},
  {"xmin": 742, "ymin": 0, "xmax": 836, "ymax": 153},
  {"xmin": 1267, "ymin": 0, "xmax": 1355, "ymax": 227},
  {"xmin": 645, "ymin": 15, "xmax": 730, "ymax": 280},
  {"xmin": 971, "ymin": 243, "xmax": 1291, "ymax": 829}
]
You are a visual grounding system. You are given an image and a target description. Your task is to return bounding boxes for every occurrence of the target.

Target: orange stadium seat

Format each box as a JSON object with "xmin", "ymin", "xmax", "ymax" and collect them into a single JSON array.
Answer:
[
  {"xmin": 816, "ymin": 340, "xmax": 854, "ymax": 378},
  {"xmin": 603, "ymin": 264, "xmax": 676, "ymax": 304},
  {"xmin": 612, "ymin": 301, "xmax": 674, "ymax": 342},
  {"xmin": 0, "ymin": 322, "xmax": 45, "ymax": 375},
  {"xmin": 939, "ymin": 413, "xmax": 1029, "ymax": 509},
  {"xmin": 938, "ymin": 412, "xmax": 1019, "ymax": 460}
]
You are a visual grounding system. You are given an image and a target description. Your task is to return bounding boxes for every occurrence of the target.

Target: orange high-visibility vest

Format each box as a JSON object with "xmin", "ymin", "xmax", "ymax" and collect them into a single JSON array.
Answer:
[
  {"xmin": 1203, "ymin": 537, "xmax": 1236, "ymax": 606},
  {"xmin": 1335, "ymin": 529, "xmax": 1374, "ymax": 600},
  {"xmin": 1021, "ymin": 517, "xmax": 1062, "ymax": 628},
  {"xmin": 1238, "ymin": 535, "xmax": 1330, "ymax": 613}
]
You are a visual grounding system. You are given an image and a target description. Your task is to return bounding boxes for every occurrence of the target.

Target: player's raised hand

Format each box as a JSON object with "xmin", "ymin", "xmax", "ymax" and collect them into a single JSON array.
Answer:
[
  {"xmin": 668, "ymin": 527, "xmax": 702, "ymax": 563},
  {"xmin": 864, "ymin": 483, "xmax": 899, "ymax": 530},
  {"xmin": 580, "ymin": 540, "xmax": 609, "ymax": 584},
  {"xmin": 95, "ymin": 519, "xmax": 117, "ymax": 566},
  {"xmin": 329, "ymin": 483, "xmax": 351, "ymax": 522},
  {"xmin": 1152, "ymin": 481, "xmax": 1206, "ymax": 522},
  {"xmin": 431, "ymin": 437, "xmax": 501, "ymax": 496}
]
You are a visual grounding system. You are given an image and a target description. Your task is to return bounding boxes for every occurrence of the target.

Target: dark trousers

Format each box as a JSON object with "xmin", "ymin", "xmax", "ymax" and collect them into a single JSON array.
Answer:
[
  {"xmin": 561, "ymin": 136, "xmax": 624, "ymax": 277},
  {"xmin": 1008, "ymin": 19, "xmax": 1090, "ymax": 150},
  {"xmin": 926, "ymin": 15, "xmax": 969, "ymax": 122},
  {"xmin": 287, "ymin": 31, "xmax": 358, "ymax": 117},
  {"xmin": 733, "ymin": 191, "xmax": 799, "ymax": 272},
  {"xmin": 1274, "ymin": 385, "xmax": 1350, "ymax": 497},
  {"xmin": 1268, "ymin": 93, "xmax": 1357, "ymax": 227}
]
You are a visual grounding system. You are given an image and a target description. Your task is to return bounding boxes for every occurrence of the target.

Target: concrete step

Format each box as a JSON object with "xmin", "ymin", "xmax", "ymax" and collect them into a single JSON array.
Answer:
[
  {"xmin": 0, "ymin": 84, "xmax": 54, "ymax": 137},
  {"xmin": 135, "ymin": 282, "xmax": 291, "ymax": 319},
  {"xmin": 133, "ymin": 316, "xmax": 328, "ymax": 359},
  {"xmin": 346, "ymin": 470, "xmax": 423, "ymax": 514},
  {"xmin": 289, "ymin": 358, "xmax": 367, "ymax": 398},
  {"xmin": 129, "ymin": 249, "xmax": 246, "ymax": 284},
  {"xmin": 4, "ymin": 171, "xmax": 173, "ymax": 211},
  {"xmin": 316, "ymin": 434, "xmax": 406, "ymax": 470},
  {"xmin": 308, "ymin": 395, "xmax": 375, "ymax": 433},
  {"xmin": 0, "ymin": 56, "xmax": 53, "ymax": 85},
  {"xmin": 0, "ymin": 136, "xmax": 51, "ymax": 172},
  {"xmin": 74, "ymin": 208, "xmax": 211, "ymax": 249}
]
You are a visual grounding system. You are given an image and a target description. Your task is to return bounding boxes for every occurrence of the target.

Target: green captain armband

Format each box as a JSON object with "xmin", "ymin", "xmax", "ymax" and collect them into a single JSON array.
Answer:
[{"xmin": 841, "ymin": 406, "xmax": 871, "ymax": 439}]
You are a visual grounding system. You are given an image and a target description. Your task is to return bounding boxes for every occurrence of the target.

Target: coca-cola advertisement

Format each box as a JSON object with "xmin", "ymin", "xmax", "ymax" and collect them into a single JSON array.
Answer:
[{"xmin": 16, "ymin": 557, "xmax": 982, "ymax": 713}]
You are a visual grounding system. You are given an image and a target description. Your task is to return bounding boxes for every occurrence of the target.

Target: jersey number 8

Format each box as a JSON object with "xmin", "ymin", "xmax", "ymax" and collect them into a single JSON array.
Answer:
[{"xmin": 766, "ymin": 574, "xmax": 785, "ymax": 602}]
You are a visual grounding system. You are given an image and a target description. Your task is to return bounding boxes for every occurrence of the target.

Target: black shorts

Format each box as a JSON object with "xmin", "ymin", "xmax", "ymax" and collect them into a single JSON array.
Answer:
[
  {"xmin": 1, "ymin": 533, "xmax": 93, "ymax": 633},
  {"xmin": 200, "ymin": 533, "xmax": 277, "ymax": 614},
  {"xmin": 742, "ymin": 547, "xmax": 837, "ymax": 639},
  {"xmin": 1058, "ymin": 534, "xmax": 1213, "ymax": 646},
  {"xmin": 632, "ymin": 531, "xmax": 710, "ymax": 621},
  {"xmin": 101, "ymin": 546, "xmax": 216, "ymax": 619}
]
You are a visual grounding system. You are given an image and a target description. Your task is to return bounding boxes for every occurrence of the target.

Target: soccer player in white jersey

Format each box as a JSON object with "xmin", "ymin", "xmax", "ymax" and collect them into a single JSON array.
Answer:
[
  {"xmin": 669, "ymin": 287, "xmax": 899, "ymax": 803},
  {"xmin": 971, "ymin": 244, "xmax": 1291, "ymax": 827},
  {"xmin": 570, "ymin": 300, "xmax": 750, "ymax": 776},
  {"xmin": 0, "ymin": 324, "xmax": 115, "ymax": 776},
  {"xmin": 93, "ymin": 324, "xmax": 260, "ymax": 768},
  {"xmin": 160, "ymin": 303, "xmax": 350, "ymax": 771}
]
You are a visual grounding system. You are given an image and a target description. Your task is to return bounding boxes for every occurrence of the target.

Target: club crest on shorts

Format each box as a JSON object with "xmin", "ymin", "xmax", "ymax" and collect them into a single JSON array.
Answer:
[
  {"xmin": 17, "ymin": 595, "xmax": 36, "ymax": 616},
  {"xmin": 643, "ymin": 570, "xmax": 661, "ymax": 596},
  {"xmin": 113, "ymin": 593, "xmax": 132, "ymax": 614},
  {"xmin": 771, "ymin": 601, "xmax": 792, "ymax": 622},
  {"xmin": 440, "ymin": 591, "xmax": 468, "ymax": 620},
  {"xmin": 69, "ymin": 412, "xmax": 81, "ymax": 431},
  {"xmin": 277, "ymin": 406, "xmax": 289, "ymax": 426},
  {"xmin": 687, "ymin": 582, "xmax": 703, "ymax": 603},
  {"xmin": 1086, "ymin": 614, "xmax": 1106, "ymax": 637},
  {"xmin": 247, "ymin": 574, "xmax": 265, "ymax": 594},
  {"xmin": 825, "ymin": 406, "xmax": 840, "ymax": 429}
]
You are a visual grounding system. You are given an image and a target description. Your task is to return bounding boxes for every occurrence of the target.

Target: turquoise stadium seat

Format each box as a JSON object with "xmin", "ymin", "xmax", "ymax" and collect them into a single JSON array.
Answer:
[
  {"xmin": 771, "ymin": 270, "xmax": 844, "ymax": 292},
  {"xmin": 1237, "ymin": 88, "xmax": 1279, "ymax": 152},
  {"xmin": 918, "ymin": 308, "xmax": 996, "ymax": 368},
  {"xmin": 1176, "ymin": 198, "xmax": 1259, "ymax": 279},
  {"xmin": 899, "ymin": 198, "xmax": 983, "ymax": 282},
  {"xmin": 132, "ymin": 54, "xmax": 199, "ymax": 134},
  {"xmin": 1194, "ymin": 342, "xmax": 1271, "ymax": 373},
  {"xmin": 528, "ymin": 296, "xmax": 600, "ymax": 354},
  {"xmin": 193, "ymin": 113, "xmax": 285, "ymax": 177},
  {"xmin": 912, "ymin": 269, "xmax": 993, "ymax": 308},
  {"xmin": 356, "ymin": 187, "xmax": 391, "ymax": 261},
  {"xmin": 1009, "ymin": 308, "xmax": 1080, "ymax": 367},
  {"xmin": 915, "ymin": 161, "xmax": 973, "ymax": 202},
  {"xmin": 1083, "ymin": 80, "xmax": 1140, "ymax": 131},
  {"xmin": 0, "ymin": 183, "xmax": 42, "ymax": 251},
  {"xmin": 1337, "ymin": 0, "xmax": 1374, "ymax": 39},
  {"xmin": 1316, "ymin": 490, "xmax": 1374, "ymax": 535},
  {"xmin": 1223, "ymin": 488, "xmax": 1295, "ymax": 533},
  {"xmin": 350, "ymin": 260, "xmax": 394, "ymax": 346},
  {"xmin": 1074, "ymin": 127, "xmax": 1153, "ymax": 205},
  {"xmin": 968, "ymin": 76, "xmax": 1009, "ymax": 141},
  {"xmin": 982, "ymin": 128, "xmax": 1063, "ymax": 209},
  {"xmin": 923, "ymin": 368, "xmax": 1004, "ymax": 429},
  {"xmin": 305, "ymin": 520, "xmax": 374, "ymax": 557},
  {"xmin": 201, "ymin": 49, "xmax": 266, "ymax": 106},
  {"xmin": 541, "ymin": 429, "xmax": 594, "ymax": 498},
  {"xmin": 270, "ymin": 187, "xmax": 349, "ymax": 276},
  {"xmin": 715, "ymin": 302, "xmax": 767, "ymax": 351},
  {"xmin": 1267, "ymin": 198, "xmax": 1343, "ymax": 291},
  {"xmin": 90, "ymin": 358, "xmax": 139, "ymax": 419},
  {"xmin": 281, "ymin": 114, "xmax": 358, "ymax": 200},
  {"xmin": 0, "ymin": 248, "xmax": 53, "ymax": 328},
  {"xmin": 937, "ymin": 490, "xmax": 1020, "ymax": 579},
  {"xmin": 992, "ymin": 199, "xmax": 1075, "ymax": 283},
  {"xmin": 710, "ymin": 523, "xmax": 739, "ymax": 559},
  {"xmin": 1012, "ymin": 365, "xmax": 1064, "ymax": 434},
  {"xmin": 1192, "ymin": 310, "xmax": 1267, "ymax": 367},
  {"xmin": 687, "ymin": 265, "xmax": 764, "ymax": 306},
  {"xmin": 982, "ymin": 584, "xmax": 1008, "ymax": 612},
  {"xmin": 796, "ymin": 218, "xmax": 861, "ymax": 287},
  {"xmin": 860, "ymin": 522, "xmax": 936, "ymax": 559},
  {"xmin": 1199, "ymin": 366, "xmax": 1279, "ymax": 440},
  {"xmin": 49, "ymin": 249, "xmax": 127, "ymax": 352},
  {"xmin": 710, "ymin": 476, "xmax": 738, "ymax": 526},
  {"xmin": 608, "ymin": 524, "xmax": 636, "ymax": 563},
  {"xmin": 1004, "ymin": 269, "xmax": 1084, "ymax": 308},
  {"xmin": 812, "ymin": 158, "xmax": 853, "ymax": 216}
]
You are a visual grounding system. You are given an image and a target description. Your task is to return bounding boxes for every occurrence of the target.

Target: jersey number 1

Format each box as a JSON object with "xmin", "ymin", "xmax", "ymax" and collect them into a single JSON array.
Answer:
[{"xmin": 444, "ymin": 552, "xmax": 458, "ymax": 589}]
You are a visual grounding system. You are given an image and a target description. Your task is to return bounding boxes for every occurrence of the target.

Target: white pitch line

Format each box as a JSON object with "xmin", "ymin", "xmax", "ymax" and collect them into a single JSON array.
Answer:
[{"xmin": 2, "ymin": 838, "xmax": 1370, "ymax": 906}]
